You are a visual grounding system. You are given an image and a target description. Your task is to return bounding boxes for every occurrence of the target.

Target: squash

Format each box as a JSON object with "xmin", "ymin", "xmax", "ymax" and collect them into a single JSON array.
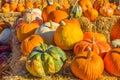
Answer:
[
  {"xmin": 71, "ymin": 49, "xmax": 104, "ymax": 80},
  {"xmin": 74, "ymin": 37, "xmax": 111, "ymax": 58},
  {"xmin": 25, "ymin": 1, "xmax": 33, "ymax": 9},
  {"xmin": 21, "ymin": 34, "xmax": 44, "ymax": 56},
  {"xmin": 10, "ymin": 3, "xmax": 17, "ymax": 11},
  {"xmin": 35, "ymin": 20, "xmax": 59, "ymax": 45},
  {"xmin": 0, "ymin": 28, "xmax": 11, "ymax": 44},
  {"xmin": 16, "ymin": 3, "xmax": 25, "ymax": 12},
  {"xmin": 26, "ymin": 43, "xmax": 67, "ymax": 77},
  {"xmin": 54, "ymin": 21, "xmax": 83, "ymax": 50}
]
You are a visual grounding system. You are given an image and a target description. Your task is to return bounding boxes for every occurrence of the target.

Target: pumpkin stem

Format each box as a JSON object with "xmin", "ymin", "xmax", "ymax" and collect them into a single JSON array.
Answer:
[
  {"xmin": 86, "ymin": 47, "xmax": 91, "ymax": 60},
  {"xmin": 49, "ymin": 20, "xmax": 54, "ymax": 29},
  {"xmin": 68, "ymin": 14, "xmax": 73, "ymax": 20},
  {"xmin": 46, "ymin": 0, "xmax": 53, "ymax": 6},
  {"xmin": 91, "ymin": 37, "xmax": 95, "ymax": 44},
  {"xmin": 93, "ymin": 26, "xmax": 97, "ymax": 33},
  {"xmin": 60, "ymin": 21, "xmax": 66, "ymax": 26}
]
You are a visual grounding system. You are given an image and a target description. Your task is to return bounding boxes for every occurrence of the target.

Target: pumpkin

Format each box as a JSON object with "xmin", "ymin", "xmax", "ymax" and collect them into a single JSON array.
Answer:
[
  {"xmin": 35, "ymin": 20, "xmax": 59, "ymax": 45},
  {"xmin": 74, "ymin": 37, "xmax": 111, "ymax": 58},
  {"xmin": 54, "ymin": 21, "xmax": 83, "ymax": 50},
  {"xmin": 78, "ymin": 0, "xmax": 92, "ymax": 13},
  {"xmin": 23, "ymin": 8, "xmax": 43, "ymax": 24},
  {"xmin": 17, "ymin": 20, "xmax": 40, "ymax": 42},
  {"xmin": 48, "ymin": 9, "xmax": 68, "ymax": 23},
  {"xmin": 84, "ymin": 32, "xmax": 107, "ymax": 42},
  {"xmin": 69, "ymin": 5, "xmax": 82, "ymax": 18},
  {"xmin": 1, "ymin": 7, "xmax": 10, "ymax": 13},
  {"xmin": 26, "ymin": 43, "xmax": 67, "ymax": 77},
  {"xmin": 110, "ymin": 19, "xmax": 120, "ymax": 41},
  {"xmin": 42, "ymin": 0, "xmax": 61, "ymax": 22},
  {"xmin": 104, "ymin": 47, "xmax": 120, "ymax": 76},
  {"xmin": 99, "ymin": 2, "xmax": 114, "ymax": 17},
  {"xmin": 21, "ymin": 34, "xmax": 44, "ymax": 56},
  {"xmin": 10, "ymin": 3, "xmax": 17, "ymax": 11},
  {"xmin": 25, "ymin": 1, "xmax": 33, "ymax": 9},
  {"xmin": 84, "ymin": 8, "xmax": 98, "ymax": 21},
  {"xmin": 16, "ymin": 4, "xmax": 25, "ymax": 12},
  {"xmin": 0, "ymin": 28, "xmax": 11, "ymax": 44},
  {"xmin": 71, "ymin": 50, "xmax": 104, "ymax": 80},
  {"xmin": 33, "ymin": 2, "xmax": 40, "ymax": 8}
]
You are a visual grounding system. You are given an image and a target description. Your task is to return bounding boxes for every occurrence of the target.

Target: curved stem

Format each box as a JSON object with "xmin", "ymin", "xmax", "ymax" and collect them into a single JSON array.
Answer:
[{"xmin": 49, "ymin": 20, "xmax": 54, "ymax": 29}]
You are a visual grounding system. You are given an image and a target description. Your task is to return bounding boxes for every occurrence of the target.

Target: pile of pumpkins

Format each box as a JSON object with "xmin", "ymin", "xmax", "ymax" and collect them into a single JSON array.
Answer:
[
  {"xmin": 11, "ymin": 0, "xmax": 120, "ymax": 79},
  {"xmin": 0, "ymin": 20, "xmax": 12, "ymax": 74}
]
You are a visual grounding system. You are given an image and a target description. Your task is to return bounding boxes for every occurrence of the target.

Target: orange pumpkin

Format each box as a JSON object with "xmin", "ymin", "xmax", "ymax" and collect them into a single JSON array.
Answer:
[
  {"xmin": 78, "ymin": 0, "xmax": 92, "ymax": 13},
  {"xmin": 110, "ymin": 19, "xmax": 120, "ymax": 41},
  {"xmin": 84, "ymin": 8, "xmax": 98, "ymax": 21},
  {"xmin": 33, "ymin": 2, "xmax": 40, "ymax": 8},
  {"xmin": 71, "ymin": 50, "xmax": 104, "ymax": 80},
  {"xmin": 17, "ymin": 20, "xmax": 40, "ymax": 42},
  {"xmin": 21, "ymin": 34, "xmax": 44, "ymax": 56},
  {"xmin": 25, "ymin": 1, "xmax": 33, "ymax": 9},
  {"xmin": 48, "ymin": 9, "xmax": 68, "ymax": 23},
  {"xmin": 74, "ymin": 37, "xmax": 111, "ymax": 58},
  {"xmin": 16, "ymin": 4, "xmax": 25, "ymax": 12},
  {"xmin": 42, "ymin": 0, "xmax": 61, "ymax": 22},
  {"xmin": 10, "ymin": 3, "xmax": 17, "ymax": 11},
  {"xmin": 104, "ymin": 48, "xmax": 120, "ymax": 77},
  {"xmin": 54, "ymin": 21, "xmax": 83, "ymax": 50},
  {"xmin": 84, "ymin": 32, "xmax": 107, "ymax": 42}
]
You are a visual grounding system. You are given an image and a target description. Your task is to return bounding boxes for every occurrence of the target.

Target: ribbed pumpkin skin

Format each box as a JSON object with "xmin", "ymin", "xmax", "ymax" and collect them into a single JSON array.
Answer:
[
  {"xmin": 17, "ymin": 21, "xmax": 39, "ymax": 42},
  {"xmin": 54, "ymin": 21, "xmax": 83, "ymax": 50},
  {"xmin": 104, "ymin": 48, "xmax": 120, "ymax": 77},
  {"xmin": 110, "ymin": 19, "xmax": 120, "ymax": 41},
  {"xmin": 21, "ymin": 35, "xmax": 44, "ymax": 56},
  {"xmin": 26, "ymin": 43, "xmax": 67, "ymax": 77},
  {"xmin": 74, "ymin": 39, "xmax": 111, "ymax": 58},
  {"xmin": 71, "ymin": 51, "xmax": 104, "ymax": 80}
]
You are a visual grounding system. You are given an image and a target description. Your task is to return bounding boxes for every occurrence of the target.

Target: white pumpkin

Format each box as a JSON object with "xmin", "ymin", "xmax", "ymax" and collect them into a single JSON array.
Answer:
[
  {"xmin": 23, "ymin": 8, "xmax": 43, "ymax": 24},
  {"xmin": 35, "ymin": 21, "xmax": 59, "ymax": 45},
  {"xmin": 0, "ymin": 28, "xmax": 11, "ymax": 44}
]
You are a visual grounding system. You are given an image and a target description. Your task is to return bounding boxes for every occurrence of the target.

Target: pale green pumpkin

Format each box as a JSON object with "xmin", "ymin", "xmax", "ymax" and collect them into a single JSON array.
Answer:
[{"xmin": 26, "ymin": 43, "xmax": 67, "ymax": 77}]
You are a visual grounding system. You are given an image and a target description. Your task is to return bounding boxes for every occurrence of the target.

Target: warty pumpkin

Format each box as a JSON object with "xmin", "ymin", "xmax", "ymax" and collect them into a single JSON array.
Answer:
[
  {"xmin": 16, "ymin": 20, "xmax": 40, "ymax": 42},
  {"xmin": 26, "ymin": 43, "xmax": 67, "ymax": 77},
  {"xmin": 104, "ymin": 47, "xmax": 120, "ymax": 77},
  {"xmin": 54, "ymin": 20, "xmax": 83, "ymax": 50},
  {"xmin": 35, "ymin": 20, "xmax": 59, "ymax": 45},
  {"xmin": 21, "ymin": 34, "xmax": 44, "ymax": 56},
  {"xmin": 74, "ymin": 37, "xmax": 111, "ymax": 58},
  {"xmin": 71, "ymin": 50, "xmax": 104, "ymax": 80}
]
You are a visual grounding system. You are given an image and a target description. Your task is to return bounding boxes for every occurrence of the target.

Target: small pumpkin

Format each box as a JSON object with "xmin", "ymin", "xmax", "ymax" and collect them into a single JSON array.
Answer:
[
  {"xmin": 10, "ymin": 3, "xmax": 17, "ymax": 11},
  {"xmin": 0, "ymin": 28, "xmax": 11, "ymax": 44},
  {"xmin": 48, "ymin": 9, "xmax": 69, "ymax": 23},
  {"xmin": 16, "ymin": 3, "xmax": 25, "ymax": 12},
  {"xmin": 33, "ymin": 2, "xmax": 40, "ymax": 8},
  {"xmin": 26, "ymin": 43, "xmax": 67, "ymax": 77},
  {"xmin": 1, "ymin": 7, "xmax": 10, "ymax": 13},
  {"xmin": 17, "ymin": 20, "xmax": 40, "ymax": 42},
  {"xmin": 25, "ymin": 1, "xmax": 33, "ymax": 9},
  {"xmin": 71, "ymin": 50, "xmax": 104, "ymax": 80},
  {"xmin": 74, "ymin": 37, "xmax": 111, "ymax": 58},
  {"xmin": 104, "ymin": 47, "xmax": 120, "ymax": 77},
  {"xmin": 84, "ymin": 8, "xmax": 98, "ymax": 21},
  {"xmin": 78, "ymin": 0, "xmax": 92, "ymax": 13},
  {"xmin": 110, "ymin": 19, "xmax": 120, "ymax": 41},
  {"xmin": 54, "ymin": 21, "xmax": 83, "ymax": 50},
  {"xmin": 21, "ymin": 34, "xmax": 44, "ymax": 56},
  {"xmin": 35, "ymin": 20, "xmax": 59, "ymax": 45}
]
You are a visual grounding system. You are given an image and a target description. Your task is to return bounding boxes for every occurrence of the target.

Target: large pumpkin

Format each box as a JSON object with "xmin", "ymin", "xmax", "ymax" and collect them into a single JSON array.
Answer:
[
  {"xmin": 17, "ymin": 20, "xmax": 40, "ymax": 42},
  {"xmin": 35, "ymin": 21, "xmax": 59, "ymax": 45},
  {"xmin": 104, "ymin": 48, "xmax": 120, "ymax": 77},
  {"xmin": 74, "ymin": 37, "xmax": 111, "ymax": 58},
  {"xmin": 71, "ymin": 50, "xmax": 104, "ymax": 80},
  {"xmin": 26, "ymin": 43, "xmax": 67, "ymax": 77},
  {"xmin": 21, "ymin": 34, "xmax": 44, "ymax": 56},
  {"xmin": 110, "ymin": 19, "xmax": 120, "ymax": 41},
  {"xmin": 54, "ymin": 21, "xmax": 83, "ymax": 50}
]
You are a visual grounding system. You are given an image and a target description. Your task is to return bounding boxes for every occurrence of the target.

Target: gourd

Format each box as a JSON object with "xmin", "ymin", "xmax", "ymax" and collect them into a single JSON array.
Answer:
[
  {"xmin": 26, "ymin": 43, "xmax": 67, "ymax": 77},
  {"xmin": 35, "ymin": 20, "xmax": 59, "ymax": 45}
]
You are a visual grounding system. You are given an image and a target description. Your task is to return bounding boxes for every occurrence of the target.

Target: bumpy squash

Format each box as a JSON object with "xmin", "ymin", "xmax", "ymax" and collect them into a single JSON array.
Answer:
[
  {"xmin": 0, "ymin": 28, "xmax": 11, "ymax": 44},
  {"xmin": 71, "ymin": 50, "xmax": 104, "ymax": 80},
  {"xmin": 26, "ymin": 43, "xmax": 67, "ymax": 77},
  {"xmin": 21, "ymin": 35, "xmax": 44, "ymax": 56},
  {"xmin": 35, "ymin": 21, "xmax": 59, "ymax": 45}
]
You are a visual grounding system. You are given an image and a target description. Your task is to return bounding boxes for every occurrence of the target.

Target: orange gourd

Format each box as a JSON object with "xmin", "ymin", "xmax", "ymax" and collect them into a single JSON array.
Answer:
[
  {"xmin": 25, "ymin": 1, "xmax": 33, "ymax": 9},
  {"xmin": 10, "ymin": 3, "xmax": 17, "ymax": 11},
  {"xmin": 74, "ymin": 37, "xmax": 111, "ymax": 58},
  {"xmin": 16, "ymin": 4, "xmax": 25, "ymax": 12},
  {"xmin": 71, "ymin": 50, "xmax": 104, "ymax": 80},
  {"xmin": 21, "ymin": 34, "xmax": 44, "ymax": 56}
]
